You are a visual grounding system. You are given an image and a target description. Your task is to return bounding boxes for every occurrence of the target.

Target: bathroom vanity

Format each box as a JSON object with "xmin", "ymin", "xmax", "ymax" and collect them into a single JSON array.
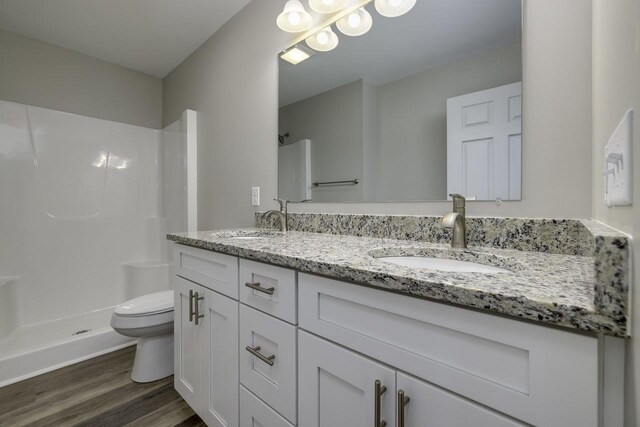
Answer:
[{"xmin": 168, "ymin": 216, "xmax": 629, "ymax": 427}]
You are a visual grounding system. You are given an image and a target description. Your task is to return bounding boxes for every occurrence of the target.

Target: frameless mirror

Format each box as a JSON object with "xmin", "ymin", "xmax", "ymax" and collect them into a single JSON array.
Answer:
[{"xmin": 278, "ymin": 0, "xmax": 522, "ymax": 203}]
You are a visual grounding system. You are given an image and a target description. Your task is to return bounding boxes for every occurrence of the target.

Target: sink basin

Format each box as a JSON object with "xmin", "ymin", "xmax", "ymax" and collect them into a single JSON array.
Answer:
[
  {"xmin": 376, "ymin": 256, "xmax": 513, "ymax": 273},
  {"xmin": 217, "ymin": 230, "xmax": 282, "ymax": 240},
  {"xmin": 229, "ymin": 236, "xmax": 264, "ymax": 240}
]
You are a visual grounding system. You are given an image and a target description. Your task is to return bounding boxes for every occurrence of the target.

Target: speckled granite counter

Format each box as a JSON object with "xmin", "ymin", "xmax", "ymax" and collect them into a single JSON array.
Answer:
[{"xmin": 168, "ymin": 220, "xmax": 629, "ymax": 337}]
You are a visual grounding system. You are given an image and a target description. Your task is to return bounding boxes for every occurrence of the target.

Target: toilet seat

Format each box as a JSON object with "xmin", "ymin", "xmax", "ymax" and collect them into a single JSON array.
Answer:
[
  {"xmin": 115, "ymin": 290, "xmax": 174, "ymax": 317},
  {"xmin": 111, "ymin": 290, "xmax": 175, "ymax": 330},
  {"xmin": 111, "ymin": 309, "xmax": 174, "ymax": 330}
]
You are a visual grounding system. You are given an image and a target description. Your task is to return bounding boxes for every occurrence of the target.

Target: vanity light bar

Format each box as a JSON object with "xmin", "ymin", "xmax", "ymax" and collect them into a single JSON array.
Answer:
[{"xmin": 278, "ymin": 0, "xmax": 415, "ymax": 64}]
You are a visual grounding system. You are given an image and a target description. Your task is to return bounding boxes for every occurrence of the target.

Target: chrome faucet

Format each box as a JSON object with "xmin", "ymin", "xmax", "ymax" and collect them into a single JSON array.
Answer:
[
  {"xmin": 441, "ymin": 193, "xmax": 467, "ymax": 248},
  {"xmin": 263, "ymin": 198, "xmax": 288, "ymax": 232}
]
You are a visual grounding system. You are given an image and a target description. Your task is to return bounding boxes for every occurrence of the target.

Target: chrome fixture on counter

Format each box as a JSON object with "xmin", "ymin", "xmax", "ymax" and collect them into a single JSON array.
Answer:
[
  {"xmin": 441, "ymin": 193, "xmax": 467, "ymax": 249},
  {"xmin": 263, "ymin": 198, "xmax": 288, "ymax": 232}
]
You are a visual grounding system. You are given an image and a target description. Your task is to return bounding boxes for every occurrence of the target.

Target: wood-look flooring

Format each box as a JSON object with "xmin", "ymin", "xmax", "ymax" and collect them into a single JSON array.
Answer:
[{"xmin": 0, "ymin": 346, "xmax": 205, "ymax": 427}]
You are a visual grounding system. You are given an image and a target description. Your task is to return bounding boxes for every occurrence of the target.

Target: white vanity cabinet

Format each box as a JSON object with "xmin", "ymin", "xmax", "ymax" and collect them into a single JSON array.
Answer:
[
  {"xmin": 171, "ymin": 243, "xmax": 623, "ymax": 427},
  {"xmin": 173, "ymin": 246, "xmax": 240, "ymax": 427},
  {"xmin": 299, "ymin": 330, "xmax": 526, "ymax": 427},
  {"xmin": 298, "ymin": 273, "xmax": 605, "ymax": 427}
]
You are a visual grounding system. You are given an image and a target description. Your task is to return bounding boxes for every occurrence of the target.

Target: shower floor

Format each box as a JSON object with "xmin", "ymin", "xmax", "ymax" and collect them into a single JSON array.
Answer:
[{"xmin": 0, "ymin": 307, "xmax": 134, "ymax": 387}]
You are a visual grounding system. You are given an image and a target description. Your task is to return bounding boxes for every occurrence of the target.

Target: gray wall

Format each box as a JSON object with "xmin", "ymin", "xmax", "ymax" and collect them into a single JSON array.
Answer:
[
  {"xmin": 163, "ymin": 0, "xmax": 285, "ymax": 229},
  {"xmin": 0, "ymin": 29, "xmax": 162, "ymax": 129},
  {"xmin": 279, "ymin": 80, "xmax": 365, "ymax": 202},
  {"xmin": 163, "ymin": 0, "xmax": 593, "ymax": 228},
  {"xmin": 375, "ymin": 42, "xmax": 522, "ymax": 201},
  {"xmin": 591, "ymin": 1, "xmax": 640, "ymax": 425}
]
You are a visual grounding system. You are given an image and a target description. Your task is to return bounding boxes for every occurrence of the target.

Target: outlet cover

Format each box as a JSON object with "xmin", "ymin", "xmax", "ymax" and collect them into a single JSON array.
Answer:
[
  {"xmin": 604, "ymin": 109, "xmax": 633, "ymax": 207},
  {"xmin": 251, "ymin": 187, "xmax": 260, "ymax": 206}
]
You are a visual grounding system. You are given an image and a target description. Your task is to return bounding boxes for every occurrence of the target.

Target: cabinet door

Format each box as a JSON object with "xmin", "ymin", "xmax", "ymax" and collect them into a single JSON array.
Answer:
[
  {"xmin": 298, "ymin": 331, "xmax": 396, "ymax": 427},
  {"xmin": 174, "ymin": 276, "xmax": 202, "ymax": 410},
  {"xmin": 200, "ymin": 287, "xmax": 239, "ymax": 427},
  {"xmin": 396, "ymin": 372, "xmax": 527, "ymax": 427}
]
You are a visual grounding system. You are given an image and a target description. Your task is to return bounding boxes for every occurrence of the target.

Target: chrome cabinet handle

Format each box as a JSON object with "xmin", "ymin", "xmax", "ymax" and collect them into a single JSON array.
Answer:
[
  {"xmin": 245, "ymin": 345, "xmax": 276, "ymax": 366},
  {"xmin": 397, "ymin": 389, "xmax": 410, "ymax": 427},
  {"xmin": 375, "ymin": 380, "xmax": 387, "ymax": 427},
  {"xmin": 193, "ymin": 291, "xmax": 204, "ymax": 325},
  {"xmin": 245, "ymin": 282, "xmax": 275, "ymax": 296},
  {"xmin": 188, "ymin": 289, "xmax": 195, "ymax": 322}
]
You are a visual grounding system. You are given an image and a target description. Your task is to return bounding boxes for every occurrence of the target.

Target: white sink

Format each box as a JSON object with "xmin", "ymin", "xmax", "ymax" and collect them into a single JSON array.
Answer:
[
  {"xmin": 229, "ymin": 236, "xmax": 264, "ymax": 240},
  {"xmin": 218, "ymin": 230, "xmax": 282, "ymax": 240},
  {"xmin": 376, "ymin": 256, "xmax": 512, "ymax": 273}
]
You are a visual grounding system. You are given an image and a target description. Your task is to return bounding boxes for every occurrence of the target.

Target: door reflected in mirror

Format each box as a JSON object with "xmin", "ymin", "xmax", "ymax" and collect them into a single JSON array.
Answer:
[{"xmin": 278, "ymin": 0, "xmax": 522, "ymax": 203}]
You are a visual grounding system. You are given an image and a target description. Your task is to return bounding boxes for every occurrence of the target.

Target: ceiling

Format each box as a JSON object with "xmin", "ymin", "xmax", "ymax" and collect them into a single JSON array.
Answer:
[
  {"xmin": 0, "ymin": 0, "xmax": 252, "ymax": 78},
  {"xmin": 279, "ymin": 0, "xmax": 522, "ymax": 106}
]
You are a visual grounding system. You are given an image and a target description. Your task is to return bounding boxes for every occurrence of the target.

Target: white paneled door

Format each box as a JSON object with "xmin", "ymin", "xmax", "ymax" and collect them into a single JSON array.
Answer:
[
  {"xmin": 200, "ymin": 286, "xmax": 239, "ymax": 427},
  {"xmin": 447, "ymin": 82, "xmax": 522, "ymax": 200},
  {"xmin": 174, "ymin": 277, "xmax": 202, "ymax": 411},
  {"xmin": 298, "ymin": 331, "xmax": 396, "ymax": 427},
  {"xmin": 396, "ymin": 371, "xmax": 527, "ymax": 426}
]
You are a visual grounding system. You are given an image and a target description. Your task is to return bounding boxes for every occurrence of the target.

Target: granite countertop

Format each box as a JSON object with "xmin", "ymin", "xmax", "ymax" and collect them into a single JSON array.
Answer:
[{"xmin": 168, "ymin": 227, "xmax": 627, "ymax": 337}]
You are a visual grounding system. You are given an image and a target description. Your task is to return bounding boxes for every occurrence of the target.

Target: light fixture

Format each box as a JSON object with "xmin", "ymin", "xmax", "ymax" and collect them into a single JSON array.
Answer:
[
  {"xmin": 280, "ymin": 44, "xmax": 316, "ymax": 65},
  {"xmin": 309, "ymin": 0, "xmax": 349, "ymax": 14},
  {"xmin": 276, "ymin": 0, "xmax": 313, "ymax": 33},
  {"xmin": 374, "ymin": 0, "xmax": 416, "ymax": 17},
  {"xmin": 306, "ymin": 26, "xmax": 339, "ymax": 52},
  {"xmin": 336, "ymin": 7, "xmax": 373, "ymax": 36}
]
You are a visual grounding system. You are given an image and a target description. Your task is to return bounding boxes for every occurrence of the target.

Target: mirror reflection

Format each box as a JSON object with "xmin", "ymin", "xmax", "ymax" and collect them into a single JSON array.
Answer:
[{"xmin": 278, "ymin": 0, "xmax": 522, "ymax": 203}]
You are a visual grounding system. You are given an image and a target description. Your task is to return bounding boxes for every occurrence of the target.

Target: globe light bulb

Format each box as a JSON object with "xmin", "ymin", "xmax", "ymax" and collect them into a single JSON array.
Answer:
[
  {"xmin": 336, "ymin": 7, "xmax": 372, "ymax": 36},
  {"xmin": 305, "ymin": 26, "xmax": 339, "ymax": 51},
  {"xmin": 374, "ymin": 0, "xmax": 416, "ymax": 18},
  {"xmin": 288, "ymin": 11, "xmax": 301, "ymax": 26},
  {"xmin": 317, "ymin": 32, "xmax": 329, "ymax": 45},
  {"xmin": 322, "ymin": 0, "xmax": 334, "ymax": 5},
  {"xmin": 348, "ymin": 12, "xmax": 361, "ymax": 28},
  {"xmin": 277, "ymin": 0, "xmax": 312, "ymax": 32}
]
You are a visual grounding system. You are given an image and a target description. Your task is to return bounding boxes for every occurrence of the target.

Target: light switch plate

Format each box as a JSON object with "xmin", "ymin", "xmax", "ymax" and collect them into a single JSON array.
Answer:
[
  {"xmin": 251, "ymin": 187, "xmax": 260, "ymax": 206},
  {"xmin": 604, "ymin": 109, "xmax": 633, "ymax": 206}
]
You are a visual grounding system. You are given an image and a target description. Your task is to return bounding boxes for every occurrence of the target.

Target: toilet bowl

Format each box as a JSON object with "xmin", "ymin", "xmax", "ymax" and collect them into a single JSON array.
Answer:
[{"xmin": 110, "ymin": 290, "xmax": 174, "ymax": 383}]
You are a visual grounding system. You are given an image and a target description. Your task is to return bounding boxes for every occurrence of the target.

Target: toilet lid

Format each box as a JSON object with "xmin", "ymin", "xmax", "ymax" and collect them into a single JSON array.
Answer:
[{"xmin": 115, "ymin": 290, "xmax": 174, "ymax": 316}]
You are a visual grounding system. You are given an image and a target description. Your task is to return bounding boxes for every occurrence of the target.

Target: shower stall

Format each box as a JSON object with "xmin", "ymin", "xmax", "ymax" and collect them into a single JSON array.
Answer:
[{"xmin": 0, "ymin": 100, "xmax": 196, "ymax": 386}]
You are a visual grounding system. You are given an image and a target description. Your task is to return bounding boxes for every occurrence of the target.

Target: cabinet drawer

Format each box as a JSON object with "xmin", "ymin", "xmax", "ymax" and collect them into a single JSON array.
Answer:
[
  {"xmin": 240, "ymin": 305, "xmax": 297, "ymax": 424},
  {"xmin": 174, "ymin": 244, "xmax": 239, "ymax": 299},
  {"xmin": 240, "ymin": 259, "xmax": 297, "ymax": 324},
  {"xmin": 298, "ymin": 273, "xmax": 598, "ymax": 427},
  {"xmin": 240, "ymin": 386, "xmax": 295, "ymax": 427}
]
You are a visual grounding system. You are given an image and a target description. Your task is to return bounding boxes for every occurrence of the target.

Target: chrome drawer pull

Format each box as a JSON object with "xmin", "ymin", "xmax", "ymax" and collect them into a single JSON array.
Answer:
[
  {"xmin": 245, "ymin": 282, "xmax": 275, "ymax": 296},
  {"xmin": 188, "ymin": 289, "xmax": 195, "ymax": 322},
  {"xmin": 375, "ymin": 380, "xmax": 387, "ymax": 427},
  {"xmin": 245, "ymin": 345, "xmax": 276, "ymax": 366},
  {"xmin": 397, "ymin": 389, "xmax": 410, "ymax": 427},
  {"xmin": 194, "ymin": 291, "xmax": 204, "ymax": 326}
]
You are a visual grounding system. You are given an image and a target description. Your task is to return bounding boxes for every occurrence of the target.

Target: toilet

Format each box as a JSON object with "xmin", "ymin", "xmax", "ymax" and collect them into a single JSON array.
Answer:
[{"xmin": 110, "ymin": 290, "xmax": 174, "ymax": 383}]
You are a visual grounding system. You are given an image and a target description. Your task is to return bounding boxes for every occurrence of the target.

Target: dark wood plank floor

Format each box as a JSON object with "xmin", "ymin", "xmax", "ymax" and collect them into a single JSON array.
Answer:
[{"xmin": 0, "ymin": 346, "xmax": 205, "ymax": 427}]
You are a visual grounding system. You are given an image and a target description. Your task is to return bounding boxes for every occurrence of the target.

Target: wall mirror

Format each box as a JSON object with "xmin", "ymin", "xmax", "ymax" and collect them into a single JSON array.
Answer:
[{"xmin": 278, "ymin": 0, "xmax": 522, "ymax": 203}]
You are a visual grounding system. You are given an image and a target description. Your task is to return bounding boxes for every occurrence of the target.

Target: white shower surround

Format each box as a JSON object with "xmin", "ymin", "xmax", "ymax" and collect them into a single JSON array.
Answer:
[{"xmin": 0, "ymin": 100, "xmax": 196, "ymax": 386}]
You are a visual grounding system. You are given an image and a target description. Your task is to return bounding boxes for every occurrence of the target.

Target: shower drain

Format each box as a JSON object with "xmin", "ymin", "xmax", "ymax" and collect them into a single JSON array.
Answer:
[{"xmin": 72, "ymin": 329, "xmax": 92, "ymax": 336}]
